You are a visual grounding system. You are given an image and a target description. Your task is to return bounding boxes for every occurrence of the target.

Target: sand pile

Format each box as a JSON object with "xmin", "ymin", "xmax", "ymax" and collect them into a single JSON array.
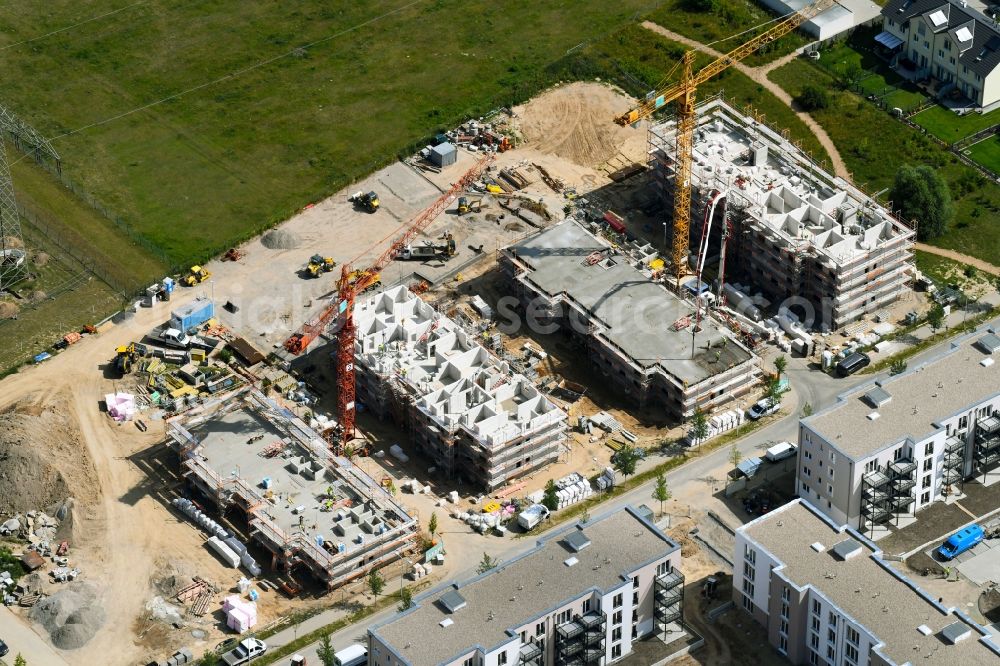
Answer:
[
  {"xmin": 1, "ymin": 236, "xmax": 23, "ymax": 249},
  {"xmin": 0, "ymin": 301, "xmax": 18, "ymax": 319},
  {"xmin": 32, "ymin": 251, "xmax": 49, "ymax": 267},
  {"xmin": 31, "ymin": 581, "xmax": 107, "ymax": 649},
  {"xmin": 513, "ymin": 82, "xmax": 646, "ymax": 169},
  {"xmin": 261, "ymin": 230, "xmax": 301, "ymax": 250},
  {"xmin": 0, "ymin": 398, "xmax": 99, "ymax": 522}
]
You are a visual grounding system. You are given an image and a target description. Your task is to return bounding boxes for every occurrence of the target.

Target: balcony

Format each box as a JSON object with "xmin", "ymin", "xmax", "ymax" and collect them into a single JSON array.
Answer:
[
  {"xmin": 892, "ymin": 478, "xmax": 916, "ymax": 494},
  {"xmin": 557, "ymin": 621, "xmax": 584, "ymax": 641},
  {"xmin": 656, "ymin": 570, "xmax": 684, "ymax": 592},
  {"xmin": 976, "ymin": 436, "xmax": 1000, "ymax": 455},
  {"xmin": 978, "ymin": 415, "xmax": 1000, "ymax": 436},
  {"xmin": 943, "ymin": 467, "xmax": 963, "ymax": 484},
  {"xmin": 945, "ymin": 435, "xmax": 965, "ymax": 454},
  {"xmin": 862, "ymin": 502, "xmax": 891, "ymax": 523},
  {"xmin": 863, "ymin": 486, "xmax": 888, "ymax": 503},
  {"xmin": 519, "ymin": 641, "xmax": 543, "ymax": 666},
  {"xmin": 863, "ymin": 469, "xmax": 890, "ymax": 488},
  {"xmin": 889, "ymin": 458, "xmax": 917, "ymax": 477},
  {"xmin": 888, "ymin": 494, "xmax": 915, "ymax": 511}
]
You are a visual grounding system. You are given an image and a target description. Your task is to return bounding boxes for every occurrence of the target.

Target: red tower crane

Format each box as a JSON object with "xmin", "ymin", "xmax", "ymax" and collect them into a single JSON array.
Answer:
[{"xmin": 283, "ymin": 153, "xmax": 494, "ymax": 444}]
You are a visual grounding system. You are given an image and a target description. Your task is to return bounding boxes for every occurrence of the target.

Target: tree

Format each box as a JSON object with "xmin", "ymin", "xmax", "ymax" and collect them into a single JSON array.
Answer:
[
  {"xmin": 773, "ymin": 355, "xmax": 787, "ymax": 378},
  {"xmin": 542, "ymin": 479, "xmax": 559, "ymax": 511},
  {"xmin": 927, "ymin": 303, "xmax": 946, "ymax": 333},
  {"xmin": 398, "ymin": 586, "xmax": 414, "ymax": 612},
  {"xmin": 801, "ymin": 402, "xmax": 814, "ymax": 417},
  {"xmin": 890, "ymin": 164, "xmax": 954, "ymax": 240},
  {"xmin": 613, "ymin": 444, "xmax": 641, "ymax": 482},
  {"xmin": 890, "ymin": 358, "xmax": 908, "ymax": 376},
  {"xmin": 14, "ymin": 656, "xmax": 27, "ymax": 666},
  {"xmin": 428, "ymin": 511, "xmax": 438, "ymax": 539},
  {"xmin": 765, "ymin": 376, "xmax": 784, "ymax": 409},
  {"xmin": 317, "ymin": 633, "xmax": 337, "ymax": 666},
  {"xmin": 477, "ymin": 552, "xmax": 499, "ymax": 574},
  {"xmin": 796, "ymin": 84, "xmax": 829, "ymax": 111},
  {"xmin": 652, "ymin": 473, "xmax": 671, "ymax": 517},
  {"xmin": 367, "ymin": 569, "xmax": 385, "ymax": 604},
  {"xmin": 690, "ymin": 407, "xmax": 709, "ymax": 446},
  {"xmin": 729, "ymin": 443, "xmax": 743, "ymax": 469}
]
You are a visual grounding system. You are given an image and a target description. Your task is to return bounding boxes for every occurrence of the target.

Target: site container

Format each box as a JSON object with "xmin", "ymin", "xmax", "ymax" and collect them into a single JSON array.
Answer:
[{"xmin": 170, "ymin": 297, "xmax": 214, "ymax": 332}]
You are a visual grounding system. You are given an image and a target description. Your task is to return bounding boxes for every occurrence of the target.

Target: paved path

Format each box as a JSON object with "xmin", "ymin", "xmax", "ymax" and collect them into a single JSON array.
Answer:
[
  {"xmin": 640, "ymin": 21, "xmax": 850, "ymax": 180},
  {"xmin": 0, "ymin": 606, "xmax": 71, "ymax": 666},
  {"xmin": 915, "ymin": 242, "xmax": 1000, "ymax": 276}
]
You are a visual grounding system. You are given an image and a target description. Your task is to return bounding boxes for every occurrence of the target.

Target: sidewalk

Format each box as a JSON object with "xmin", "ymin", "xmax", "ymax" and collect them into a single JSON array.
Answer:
[{"xmin": 0, "ymin": 606, "xmax": 70, "ymax": 666}]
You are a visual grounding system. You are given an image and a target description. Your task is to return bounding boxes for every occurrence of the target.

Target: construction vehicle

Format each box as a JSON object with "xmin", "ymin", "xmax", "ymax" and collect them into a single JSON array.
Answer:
[
  {"xmin": 457, "ymin": 197, "xmax": 482, "ymax": 215},
  {"xmin": 284, "ymin": 155, "xmax": 494, "ymax": 445},
  {"xmin": 349, "ymin": 190, "xmax": 380, "ymax": 213},
  {"xmin": 182, "ymin": 265, "xmax": 212, "ymax": 286},
  {"xmin": 399, "ymin": 232, "xmax": 456, "ymax": 260},
  {"xmin": 613, "ymin": 0, "xmax": 836, "ymax": 286},
  {"xmin": 114, "ymin": 343, "xmax": 145, "ymax": 375},
  {"xmin": 305, "ymin": 254, "xmax": 336, "ymax": 278}
]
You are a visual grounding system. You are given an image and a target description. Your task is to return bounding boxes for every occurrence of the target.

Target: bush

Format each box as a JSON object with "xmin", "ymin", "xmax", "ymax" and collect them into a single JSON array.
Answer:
[
  {"xmin": 684, "ymin": 0, "xmax": 719, "ymax": 12},
  {"xmin": 796, "ymin": 84, "xmax": 829, "ymax": 111}
]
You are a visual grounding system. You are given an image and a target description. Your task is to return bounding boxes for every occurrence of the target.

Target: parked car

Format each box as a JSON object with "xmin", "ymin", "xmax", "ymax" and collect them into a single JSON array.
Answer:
[
  {"xmin": 222, "ymin": 638, "xmax": 267, "ymax": 665},
  {"xmin": 0, "ymin": 639, "xmax": 8, "ymax": 657},
  {"xmin": 765, "ymin": 441, "xmax": 797, "ymax": 462},
  {"xmin": 333, "ymin": 644, "xmax": 368, "ymax": 666},
  {"xmin": 836, "ymin": 352, "xmax": 870, "ymax": 377},
  {"xmin": 747, "ymin": 398, "xmax": 779, "ymax": 420},
  {"xmin": 937, "ymin": 525, "xmax": 984, "ymax": 560}
]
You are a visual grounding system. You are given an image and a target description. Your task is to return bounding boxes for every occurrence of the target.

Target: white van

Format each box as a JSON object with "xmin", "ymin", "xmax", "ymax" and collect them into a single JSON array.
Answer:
[
  {"xmin": 334, "ymin": 644, "xmax": 368, "ymax": 666},
  {"xmin": 765, "ymin": 441, "xmax": 797, "ymax": 462}
]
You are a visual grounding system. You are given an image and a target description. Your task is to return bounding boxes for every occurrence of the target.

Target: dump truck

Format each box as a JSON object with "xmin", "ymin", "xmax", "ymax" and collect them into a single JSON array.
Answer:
[
  {"xmin": 349, "ymin": 190, "xmax": 380, "ymax": 212},
  {"xmin": 222, "ymin": 638, "xmax": 267, "ymax": 666},
  {"xmin": 182, "ymin": 265, "xmax": 211, "ymax": 286}
]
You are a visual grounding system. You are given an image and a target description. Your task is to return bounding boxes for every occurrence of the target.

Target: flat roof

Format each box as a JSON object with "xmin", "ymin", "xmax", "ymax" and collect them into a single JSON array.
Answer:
[
  {"xmin": 507, "ymin": 220, "xmax": 754, "ymax": 385},
  {"xmin": 371, "ymin": 506, "xmax": 678, "ymax": 665},
  {"xmin": 742, "ymin": 500, "xmax": 1000, "ymax": 664},
  {"xmin": 804, "ymin": 323, "xmax": 1000, "ymax": 458}
]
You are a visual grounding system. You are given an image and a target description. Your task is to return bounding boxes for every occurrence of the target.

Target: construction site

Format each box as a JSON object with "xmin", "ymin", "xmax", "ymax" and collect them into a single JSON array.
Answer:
[
  {"xmin": 500, "ymin": 219, "xmax": 761, "ymax": 420},
  {"xmin": 650, "ymin": 97, "xmax": 915, "ymax": 331},
  {"xmin": 166, "ymin": 387, "xmax": 419, "ymax": 590}
]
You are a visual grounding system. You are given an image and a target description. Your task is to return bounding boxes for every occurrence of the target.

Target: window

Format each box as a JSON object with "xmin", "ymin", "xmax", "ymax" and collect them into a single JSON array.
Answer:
[
  {"xmin": 656, "ymin": 561, "xmax": 670, "ymax": 576},
  {"xmin": 918, "ymin": 22, "xmax": 926, "ymax": 35},
  {"xmin": 498, "ymin": 652, "xmax": 508, "ymax": 666},
  {"xmin": 557, "ymin": 610, "xmax": 571, "ymax": 625},
  {"xmin": 804, "ymin": 466, "xmax": 812, "ymax": 477},
  {"xmin": 846, "ymin": 626, "xmax": 860, "ymax": 646},
  {"xmin": 780, "ymin": 618, "xmax": 789, "ymax": 635},
  {"xmin": 845, "ymin": 643, "xmax": 859, "ymax": 664},
  {"xmin": 812, "ymin": 599, "xmax": 821, "ymax": 616},
  {"xmin": 922, "ymin": 474, "xmax": 932, "ymax": 489},
  {"xmin": 828, "ymin": 628, "xmax": 836, "ymax": 643},
  {"xmin": 921, "ymin": 490, "xmax": 931, "ymax": 504},
  {"xmin": 781, "ymin": 602, "xmax": 790, "ymax": 620},
  {"xmin": 611, "ymin": 644, "xmax": 622, "ymax": 659},
  {"xmin": 923, "ymin": 458, "xmax": 932, "ymax": 472},
  {"xmin": 583, "ymin": 598, "xmax": 592, "ymax": 614},
  {"xmin": 744, "ymin": 545, "xmax": 756, "ymax": 565},
  {"xmin": 809, "ymin": 650, "xmax": 820, "ymax": 665},
  {"xmin": 781, "ymin": 586, "xmax": 790, "ymax": 603},
  {"xmin": 536, "ymin": 622, "xmax": 545, "ymax": 636},
  {"xmin": 612, "ymin": 610, "xmax": 623, "ymax": 626},
  {"xmin": 612, "ymin": 627, "xmax": 622, "ymax": 642},
  {"xmin": 613, "ymin": 593, "xmax": 623, "ymax": 609},
  {"xmin": 632, "ymin": 576, "xmax": 639, "ymax": 589},
  {"xmin": 925, "ymin": 441, "xmax": 934, "ymax": 456},
  {"xmin": 631, "ymin": 624, "xmax": 637, "ymax": 640},
  {"xmin": 811, "ymin": 616, "xmax": 820, "ymax": 632},
  {"xmin": 632, "ymin": 591, "xmax": 638, "ymax": 607},
  {"xmin": 810, "ymin": 632, "xmax": 819, "ymax": 650},
  {"xmin": 827, "ymin": 645, "xmax": 835, "ymax": 661},
  {"xmin": 938, "ymin": 49, "xmax": 944, "ymax": 58},
  {"xmin": 828, "ymin": 613, "xmax": 837, "ymax": 627},
  {"xmin": 894, "ymin": 447, "xmax": 904, "ymax": 461},
  {"xmin": 742, "ymin": 579, "xmax": 755, "ymax": 596},
  {"xmin": 464, "ymin": 658, "xmax": 474, "ymax": 666},
  {"xmin": 743, "ymin": 594, "xmax": 753, "ymax": 612},
  {"xmin": 865, "ymin": 460, "xmax": 877, "ymax": 474},
  {"xmin": 744, "ymin": 562, "xmax": 756, "ymax": 581},
  {"xmin": 778, "ymin": 634, "xmax": 788, "ymax": 654}
]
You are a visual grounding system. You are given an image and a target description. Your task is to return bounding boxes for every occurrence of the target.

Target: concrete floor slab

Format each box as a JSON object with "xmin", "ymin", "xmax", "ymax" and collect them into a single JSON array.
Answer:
[{"xmin": 956, "ymin": 539, "xmax": 1000, "ymax": 585}]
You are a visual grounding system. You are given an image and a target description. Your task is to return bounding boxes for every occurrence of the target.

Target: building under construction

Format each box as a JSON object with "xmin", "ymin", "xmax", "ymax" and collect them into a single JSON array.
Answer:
[
  {"xmin": 500, "ymin": 220, "xmax": 759, "ymax": 421},
  {"xmin": 353, "ymin": 285, "xmax": 568, "ymax": 491},
  {"xmin": 167, "ymin": 387, "xmax": 418, "ymax": 590},
  {"xmin": 650, "ymin": 98, "xmax": 914, "ymax": 330}
]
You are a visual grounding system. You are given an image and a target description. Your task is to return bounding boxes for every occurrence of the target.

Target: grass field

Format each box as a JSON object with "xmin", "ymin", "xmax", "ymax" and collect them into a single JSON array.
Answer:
[
  {"xmin": 770, "ymin": 56, "xmax": 1000, "ymax": 266},
  {"xmin": 965, "ymin": 135, "xmax": 1000, "ymax": 174},
  {"xmin": 645, "ymin": 0, "xmax": 812, "ymax": 67},
  {"xmin": 0, "ymin": 0, "xmax": 673, "ymax": 266},
  {"xmin": 913, "ymin": 105, "xmax": 1000, "ymax": 144}
]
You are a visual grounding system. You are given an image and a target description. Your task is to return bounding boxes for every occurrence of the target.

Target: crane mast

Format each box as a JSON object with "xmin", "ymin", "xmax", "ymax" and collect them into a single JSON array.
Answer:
[{"xmin": 614, "ymin": 0, "xmax": 837, "ymax": 283}]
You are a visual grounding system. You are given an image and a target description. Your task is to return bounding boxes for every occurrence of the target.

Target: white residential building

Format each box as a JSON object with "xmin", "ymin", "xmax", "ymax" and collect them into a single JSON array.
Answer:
[
  {"xmin": 797, "ymin": 325, "xmax": 1000, "ymax": 536},
  {"xmin": 735, "ymin": 499, "xmax": 1000, "ymax": 665},
  {"xmin": 368, "ymin": 506, "xmax": 688, "ymax": 666}
]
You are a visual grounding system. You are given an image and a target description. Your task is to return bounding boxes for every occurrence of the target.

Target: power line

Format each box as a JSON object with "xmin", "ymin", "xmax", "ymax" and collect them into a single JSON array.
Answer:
[
  {"xmin": 0, "ymin": 1, "xmax": 147, "ymax": 52},
  {"xmin": 48, "ymin": 0, "xmax": 426, "ymax": 142},
  {"xmin": 704, "ymin": 10, "xmax": 795, "ymax": 48}
]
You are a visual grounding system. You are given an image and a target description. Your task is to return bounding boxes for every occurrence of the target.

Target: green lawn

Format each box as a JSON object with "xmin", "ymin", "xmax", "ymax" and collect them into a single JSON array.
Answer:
[
  {"xmin": 770, "ymin": 57, "xmax": 1000, "ymax": 265},
  {"xmin": 965, "ymin": 135, "xmax": 1000, "ymax": 174},
  {"xmin": 913, "ymin": 249, "xmax": 993, "ymax": 290},
  {"xmin": 0, "ymin": 1, "xmax": 666, "ymax": 266},
  {"xmin": 645, "ymin": 0, "xmax": 812, "ymax": 67},
  {"xmin": 913, "ymin": 105, "xmax": 1000, "ymax": 143}
]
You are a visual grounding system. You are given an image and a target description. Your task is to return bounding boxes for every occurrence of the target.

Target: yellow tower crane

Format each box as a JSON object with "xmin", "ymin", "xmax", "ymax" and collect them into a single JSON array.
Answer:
[{"xmin": 614, "ymin": 0, "xmax": 837, "ymax": 285}]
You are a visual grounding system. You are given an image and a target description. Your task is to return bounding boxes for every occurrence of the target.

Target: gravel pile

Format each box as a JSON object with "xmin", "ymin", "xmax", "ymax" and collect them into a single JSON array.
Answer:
[
  {"xmin": 31, "ymin": 581, "xmax": 107, "ymax": 649},
  {"xmin": 261, "ymin": 230, "xmax": 301, "ymax": 250}
]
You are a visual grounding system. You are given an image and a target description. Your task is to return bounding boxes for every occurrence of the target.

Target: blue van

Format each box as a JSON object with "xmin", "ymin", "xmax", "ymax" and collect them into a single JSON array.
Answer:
[{"xmin": 937, "ymin": 524, "xmax": 984, "ymax": 560}]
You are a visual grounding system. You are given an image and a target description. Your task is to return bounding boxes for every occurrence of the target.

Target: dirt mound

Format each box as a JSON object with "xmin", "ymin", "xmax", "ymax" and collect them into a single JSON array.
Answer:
[
  {"xmin": 0, "ymin": 397, "xmax": 99, "ymax": 524},
  {"xmin": 513, "ymin": 82, "xmax": 644, "ymax": 169},
  {"xmin": 261, "ymin": 230, "xmax": 301, "ymax": 250},
  {"xmin": 31, "ymin": 581, "xmax": 107, "ymax": 649},
  {"xmin": 1, "ymin": 236, "xmax": 23, "ymax": 249},
  {"xmin": 32, "ymin": 252, "xmax": 49, "ymax": 267},
  {"xmin": 0, "ymin": 301, "xmax": 18, "ymax": 319}
]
